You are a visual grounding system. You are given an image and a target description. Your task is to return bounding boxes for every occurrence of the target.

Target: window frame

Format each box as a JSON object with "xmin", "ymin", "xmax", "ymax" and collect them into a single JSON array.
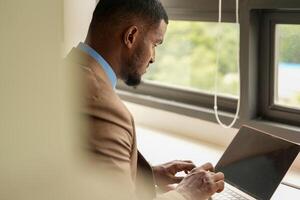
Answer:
[{"xmin": 259, "ymin": 11, "xmax": 300, "ymax": 126}]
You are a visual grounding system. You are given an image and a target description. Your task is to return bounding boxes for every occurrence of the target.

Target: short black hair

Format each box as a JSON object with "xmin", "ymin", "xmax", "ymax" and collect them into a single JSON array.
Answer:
[{"xmin": 91, "ymin": 0, "xmax": 168, "ymax": 29}]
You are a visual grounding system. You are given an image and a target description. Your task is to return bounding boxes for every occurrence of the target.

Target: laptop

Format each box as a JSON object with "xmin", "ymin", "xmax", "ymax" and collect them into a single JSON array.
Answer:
[{"xmin": 211, "ymin": 125, "xmax": 299, "ymax": 200}]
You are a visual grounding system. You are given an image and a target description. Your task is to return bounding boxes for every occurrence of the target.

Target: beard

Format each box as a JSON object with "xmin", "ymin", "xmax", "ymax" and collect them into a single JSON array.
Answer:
[
  {"xmin": 122, "ymin": 45, "xmax": 146, "ymax": 86},
  {"xmin": 124, "ymin": 71, "xmax": 141, "ymax": 86}
]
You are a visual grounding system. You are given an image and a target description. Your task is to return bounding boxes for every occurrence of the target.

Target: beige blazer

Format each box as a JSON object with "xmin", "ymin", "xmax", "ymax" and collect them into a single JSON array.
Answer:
[{"xmin": 66, "ymin": 47, "xmax": 185, "ymax": 200}]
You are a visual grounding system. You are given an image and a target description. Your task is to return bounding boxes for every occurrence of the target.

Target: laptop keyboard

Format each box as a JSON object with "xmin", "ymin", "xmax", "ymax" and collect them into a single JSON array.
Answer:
[{"xmin": 212, "ymin": 186, "xmax": 250, "ymax": 200}]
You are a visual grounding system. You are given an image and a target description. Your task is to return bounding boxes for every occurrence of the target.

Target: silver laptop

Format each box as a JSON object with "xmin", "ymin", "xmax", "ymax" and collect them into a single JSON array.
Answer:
[{"xmin": 211, "ymin": 125, "xmax": 299, "ymax": 200}]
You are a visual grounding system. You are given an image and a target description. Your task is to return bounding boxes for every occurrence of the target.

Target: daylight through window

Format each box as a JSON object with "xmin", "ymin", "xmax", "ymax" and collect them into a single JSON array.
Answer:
[
  {"xmin": 274, "ymin": 24, "xmax": 300, "ymax": 110},
  {"xmin": 144, "ymin": 20, "xmax": 240, "ymax": 98}
]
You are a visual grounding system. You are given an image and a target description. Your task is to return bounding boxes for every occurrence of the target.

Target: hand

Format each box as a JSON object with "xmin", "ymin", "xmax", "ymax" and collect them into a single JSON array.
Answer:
[
  {"xmin": 175, "ymin": 162, "xmax": 225, "ymax": 200},
  {"xmin": 152, "ymin": 160, "xmax": 196, "ymax": 191}
]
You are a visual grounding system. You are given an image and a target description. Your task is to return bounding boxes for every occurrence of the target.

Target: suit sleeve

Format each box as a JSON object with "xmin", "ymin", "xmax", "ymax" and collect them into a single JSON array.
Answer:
[
  {"xmin": 85, "ymin": 105, "xmax": 187, "ymax": 200},
  {"xmin": 85, "ymin": 114, "xmax": 138, "ymax": 200},
  {"xmin": 85, "ymin": 101, "xmax": 187, "ymax": 200},
  {"xmin": 81, "ymin": 71, "xmax": 139, "ymax": 200}
]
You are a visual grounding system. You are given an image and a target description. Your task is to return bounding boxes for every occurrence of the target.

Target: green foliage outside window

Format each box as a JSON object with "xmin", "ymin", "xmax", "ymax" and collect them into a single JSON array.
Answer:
[
  {"xmin": 144, "ymin": 21, "xmax": 239, "ymax": 97},
  {"xmin": 278, "ymin": 25, "xmax": 300, "ymax": 63},
  {"xmin": 276, "ymin": 24, "xmax": 300, "ymax": 108}
]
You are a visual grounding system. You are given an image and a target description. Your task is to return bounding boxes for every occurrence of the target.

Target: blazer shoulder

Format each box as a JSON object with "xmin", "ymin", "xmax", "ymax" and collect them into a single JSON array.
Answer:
[
  {"xmin": 82, "ymin": 66, "xmax": 134, "ymax": 134},
  {"xmin": 65, "ymin": 47, "xmax": 134, "ymax": 133}
]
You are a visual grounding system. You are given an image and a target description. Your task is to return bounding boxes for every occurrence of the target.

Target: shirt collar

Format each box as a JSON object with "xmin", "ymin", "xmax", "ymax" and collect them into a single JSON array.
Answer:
[{"xmin": 77, "ymin": 42, "xmax": 117, "ymax": 89}]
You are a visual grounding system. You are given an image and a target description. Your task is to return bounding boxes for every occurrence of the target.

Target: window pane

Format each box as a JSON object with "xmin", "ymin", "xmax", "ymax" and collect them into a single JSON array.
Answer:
[
  {"xmin": 144, "ymin": 20, "xmax": 239, "ymax": 97},
  {"xmin": 275, "ymin": 24, "xmax": 300, "ymax": 109}
]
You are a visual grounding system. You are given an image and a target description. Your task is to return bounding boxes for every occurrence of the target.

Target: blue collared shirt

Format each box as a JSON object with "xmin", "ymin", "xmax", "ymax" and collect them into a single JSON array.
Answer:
[{"xmin": 78, "ymin": 42, "xmax": 117, "ymax": 89}]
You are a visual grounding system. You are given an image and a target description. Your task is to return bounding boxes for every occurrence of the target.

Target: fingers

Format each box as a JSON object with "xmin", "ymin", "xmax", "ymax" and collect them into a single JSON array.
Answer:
[
  {"xmin": 191, "ymin": 169, "xmax": 224, "ymax": 194},
  {"xmin": 181, "ymin": 160, "xmax": 194, "ymax": 173},
  {"xmin": 216, "ymin": 180, "xmax": 225, "ymax": 193},
  {"xmin": 181, "ymin": 160, "xmax": 194, "ymax": 163},
  {"xmin": 200, "ymin": 162, "xmax": 215, "ymax": 172},
  {"xmin": 168, "ymin": 160, "xmax": 196, "ymax": 184},
  {"xmin": 201, "ymin": 171, "xmax": 225, "ymax": 195},
  {"xmin": 212, "ymin": 172, "xmax": 224, "ymax": 182},
  {"xmin": 191, "ymin": 162, "xmax": 215, "ymax": 173},
  {"xmin": 210, "ymin": 172, "xmax": 225, "ymax": 193},
  {"xmin": 176, "ymin": 168, "xmax": 225, "ymax": 199},
  {"xmin": 172, "ymin": 160, "xmax": 196, "ymax": 173}
]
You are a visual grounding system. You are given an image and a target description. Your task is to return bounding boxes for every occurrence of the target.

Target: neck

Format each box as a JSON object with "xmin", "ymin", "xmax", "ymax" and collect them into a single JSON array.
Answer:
[{"xmin": 85, "ymin": 37, "xmax": 122, "ymax": 79}]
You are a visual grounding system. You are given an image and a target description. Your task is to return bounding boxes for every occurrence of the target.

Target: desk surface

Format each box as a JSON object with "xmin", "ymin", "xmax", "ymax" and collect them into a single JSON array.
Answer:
[{"xmin": 136, "ymin": 126, "xmax": 300, "ymax": 199}]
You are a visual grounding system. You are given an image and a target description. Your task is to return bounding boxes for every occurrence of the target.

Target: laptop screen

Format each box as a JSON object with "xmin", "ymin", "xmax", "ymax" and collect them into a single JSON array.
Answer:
[{"xmin": 215, "ymin": 126, "xmax": 299, "ymax": 200}]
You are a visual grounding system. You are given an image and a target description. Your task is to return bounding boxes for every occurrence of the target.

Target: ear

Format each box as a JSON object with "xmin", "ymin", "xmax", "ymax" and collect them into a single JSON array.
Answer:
[{"xmin": 123, "ymin": 26, "xmax": 139, "ymax": 49}]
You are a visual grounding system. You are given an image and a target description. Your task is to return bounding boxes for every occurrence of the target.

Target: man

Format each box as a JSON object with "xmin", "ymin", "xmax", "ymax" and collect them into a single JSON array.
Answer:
[{"xmin": 66, "ymin": 0, "xmax": 224, "ymax": 199}]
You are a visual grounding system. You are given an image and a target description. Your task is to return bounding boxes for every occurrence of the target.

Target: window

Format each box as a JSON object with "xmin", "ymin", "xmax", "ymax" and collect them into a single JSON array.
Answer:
[
  {"xmin": 259, "ymin": 11, "xmax": 300, "ymax": 126},
  {"xmin": 117, "ymin": 1, "xmax": 300, "ymax": 129},
  {"xmin": 274, "ymin": 24, "xmax": 300, "ymax": 110},
  {"xmin": 144, "ymin": 20, "xmax": 239, "ymax": 98}
]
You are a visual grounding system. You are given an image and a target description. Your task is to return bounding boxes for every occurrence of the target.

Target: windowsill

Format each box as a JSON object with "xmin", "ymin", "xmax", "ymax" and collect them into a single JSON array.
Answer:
[
  {"xmin": 124, "ymin": 99, "xmax": 300, "ymax": 148},
  {"xmin": 135, "ymin": 125, "xmax": 300, "ymax": 198},
  {"xmin": 119, "ymin": 90, "xmax": 300, "ymax": 145},
  {"xmin": 118, "ymin": 90, "xmax": 240, "ymax": 129}
]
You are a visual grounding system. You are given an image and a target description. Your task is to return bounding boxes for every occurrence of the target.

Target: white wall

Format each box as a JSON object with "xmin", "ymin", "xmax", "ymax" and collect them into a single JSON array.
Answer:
[{"xmin": 63, "ymin": 0, "xmax": 96, "ymax": 56}]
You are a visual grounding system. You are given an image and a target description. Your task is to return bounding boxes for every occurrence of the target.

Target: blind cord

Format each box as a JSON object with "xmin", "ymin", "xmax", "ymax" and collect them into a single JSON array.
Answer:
[{"xmin": 214, "ymin": 0, "xmax": 240, "ymax": 128}]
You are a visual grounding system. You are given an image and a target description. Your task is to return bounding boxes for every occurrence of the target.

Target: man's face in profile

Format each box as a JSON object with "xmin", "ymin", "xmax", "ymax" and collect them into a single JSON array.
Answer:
[{"xmin": 124, "ymin": 20, "xmax": 167, "ymax": 86}]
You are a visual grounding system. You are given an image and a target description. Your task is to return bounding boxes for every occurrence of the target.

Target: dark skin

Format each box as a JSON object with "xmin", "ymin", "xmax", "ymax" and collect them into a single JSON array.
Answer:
[
  {"xmin": 152, "ymin": 160, "xmax": 196, "ymax": 191},
  {"xmin": 86, "ymin": 18, "xmax": 225, "ymax": 199},
  {"xmin": 176, "ymin": 163, "xmax": 225, "ymax": 200},
  {"xmin": 85, "ymin": 19, "xmax": 164, "ymax": 85}
]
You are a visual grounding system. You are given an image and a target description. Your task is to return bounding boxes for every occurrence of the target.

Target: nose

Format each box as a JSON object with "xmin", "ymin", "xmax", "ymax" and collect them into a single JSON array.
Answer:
[
  {"xmin": 149, "ymin": 58, "xmax": 154, "ymax": 64},
  {"xmin": 150, "ymin": 51, "xmax": 155, "ymax": 64}
]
